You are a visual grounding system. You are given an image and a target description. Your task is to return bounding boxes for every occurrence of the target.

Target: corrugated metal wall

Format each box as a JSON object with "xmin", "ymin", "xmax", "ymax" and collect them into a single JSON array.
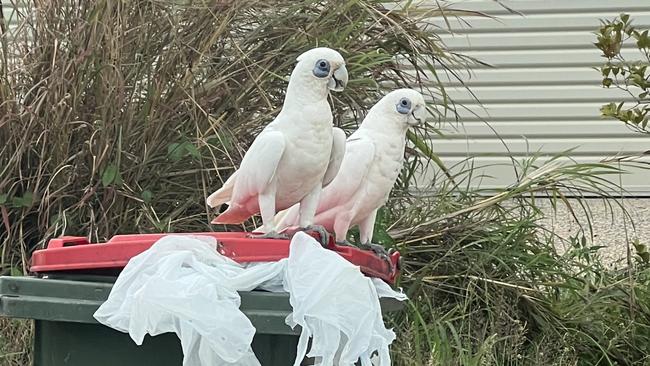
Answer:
[{"xmin": 423, "ymin": 0, "xmax": 650, "ymax": 193}]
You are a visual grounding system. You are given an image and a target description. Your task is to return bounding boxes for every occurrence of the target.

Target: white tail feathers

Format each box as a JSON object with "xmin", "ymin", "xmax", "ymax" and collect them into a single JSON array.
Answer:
[
  {"xmin": 206, "ymin": 173, "xmax": 237, "ymax": 208},
  {"xmin": 206, "ymin": 190, "xmax": 231, "ymax": 208}
]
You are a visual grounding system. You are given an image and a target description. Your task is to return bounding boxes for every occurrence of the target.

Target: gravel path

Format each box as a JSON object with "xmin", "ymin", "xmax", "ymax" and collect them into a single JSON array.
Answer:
[{"xmin": 537, "ymin": 198, "xmax": 650, "ymax": 266}]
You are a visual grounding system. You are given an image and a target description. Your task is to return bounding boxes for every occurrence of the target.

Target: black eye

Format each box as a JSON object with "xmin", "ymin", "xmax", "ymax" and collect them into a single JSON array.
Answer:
[
  {"xmin": 313, "ymin": 59, "xmax": 330, "ymax": 78},
  {"xmin": 396, "ymin": 97, "xmax": 411, "ymax": 114}
]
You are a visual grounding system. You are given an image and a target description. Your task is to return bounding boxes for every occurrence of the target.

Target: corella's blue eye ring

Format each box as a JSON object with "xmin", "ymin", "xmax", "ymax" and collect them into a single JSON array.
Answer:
[
  {"xmin": 396, "ymin": 98, "xmax": 411, "ymax": 114},
  {"xmin": 313, "ymin": 59, "xmax": 330, "ymax": 78}
]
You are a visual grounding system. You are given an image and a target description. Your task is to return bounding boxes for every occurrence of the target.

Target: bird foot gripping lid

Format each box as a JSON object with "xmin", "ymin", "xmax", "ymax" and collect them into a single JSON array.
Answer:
[{"xmin": 283, "ymin": 226, "xmax": 401, "ymax": 284}]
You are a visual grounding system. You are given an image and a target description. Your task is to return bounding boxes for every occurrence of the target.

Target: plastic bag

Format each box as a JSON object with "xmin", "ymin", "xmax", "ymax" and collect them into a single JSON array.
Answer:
[
  {"xmin": 94, "ymin": 232, "xmax": 406, "ymax": 366},
  {"xmin": 94, "ymin": 235, "xmax": 286, "ymax": 366},
  {"xmin": 284, "ymin": 232, "xmax": 402, "ymax": 366},
  {"xmin": 371, "ymin": 278, "xmax": 407, "ymax": 302}
]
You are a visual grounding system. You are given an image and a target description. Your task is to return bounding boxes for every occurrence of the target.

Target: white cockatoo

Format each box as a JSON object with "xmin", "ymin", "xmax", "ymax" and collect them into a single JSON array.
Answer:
[
  {"xmin": 274, "ymin": 89, "xmax": 427, "ymax": 246},
  {"xmin": 206, "ymin": 47, "xmax": 348, "ymax": 238}
]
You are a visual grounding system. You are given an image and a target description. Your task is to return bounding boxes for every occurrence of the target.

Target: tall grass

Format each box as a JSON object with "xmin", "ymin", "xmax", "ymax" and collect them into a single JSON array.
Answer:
[
  {"xmin": 2, "ymin": 1, "xmax": 650, "ymax": 365},
  {"xmin": 388, "ymin": 157, "xmax": 650, "ymax": 365}
]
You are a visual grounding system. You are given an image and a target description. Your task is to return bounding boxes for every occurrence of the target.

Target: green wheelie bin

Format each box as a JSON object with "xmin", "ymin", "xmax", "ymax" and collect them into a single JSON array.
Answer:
[{"xmin": 0, "ymin": 232, "xmax": 403, "ymax": 365}]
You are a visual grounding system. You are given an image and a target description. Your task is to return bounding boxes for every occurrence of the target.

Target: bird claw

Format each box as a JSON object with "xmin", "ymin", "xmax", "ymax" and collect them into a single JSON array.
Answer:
[
  {"xmin": 359, "ymin": 242, "xmax": 392, "ymax": 262},
  {"xmin": 335, "ymin": 239, "xmax": 354, "ymax": 246},
  {"xmin": 248, "ymin": 231, "xmax": 289, "ymax": 240},
  {"xmin": 297, "ymin": 225, "xmax": 330, "ymax": 247}
]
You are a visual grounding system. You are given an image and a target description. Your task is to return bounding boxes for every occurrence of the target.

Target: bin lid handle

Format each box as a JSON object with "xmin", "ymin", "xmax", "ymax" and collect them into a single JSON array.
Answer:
[{"xmin": 47, "ymin": 236, "xmax": 90, "ymax": 249}]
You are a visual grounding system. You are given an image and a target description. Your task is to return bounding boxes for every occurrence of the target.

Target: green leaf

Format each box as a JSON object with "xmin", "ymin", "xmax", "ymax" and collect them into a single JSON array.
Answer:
[
  {"xmin": 637, "ymin": 30, "xmax": 650, "ymax": 49},
  {"xmin": 141, "ymin": 190, "xmax": 153, "ymax": 204},
  {"xmin": 621, "ymin": 13, "xmax": 630, "ymax": 24},
  {"xmin": 639, "ymin": 251, "xmax": 650, "ymax": 264},
  {"xmin": 10, "ymin": 266, "xmax": 23, "ymax": 277},
  {"xmin": 0, "ymin": 194, "xmax": 7, "ymax": 205},
  {"xmin": 617, "ymin": 102, "xmax": 625, "ymax": 112},
  {"xmin": 21, "ymin": 192, "xmax": 33, "ymax": 207},
  {"xmin": 114, "ymin": 171, "xmax": 123, "ymax": 185},
  {"xmin": 218, "ymin": 132, "xmax": 234, "ymax": 151},
  {"xmin": 632, "ymin": 73, "xmax": 644, "ymax": 86},
  {"xmin": 167, "ymin": 143, "xmax": 184, "ymax": 162},
  {"xmin": 602, "ymin": 78, "xmax": 613, "ymax": 87},
  {"xmin": 614, "ymin": 22, "xmax": 624, "ymax": 32},
  {"xmin": 600, "ymin": 102, "xmax": 617, "ymax": 117},
  {"xmin": 373, "ymin": 228, "xmax": 394, "ymax": 245},
  {"xmin": 633, "ymin": 238, "xmax": 645, "ymax": 251},
  {"xmin": 184, "ymin": 142, "xmax": 201, "ymax": 160},
  {"xmin": 102, "ymin": 164, "xmax": 119, "ymax": 187},
  {"xmin": 601, "ymin": 66, "xmax": 611, "ymax": 77},
  {"xmin": 11, "ymin": 192, "xmax": 34, "ymax": 208}
]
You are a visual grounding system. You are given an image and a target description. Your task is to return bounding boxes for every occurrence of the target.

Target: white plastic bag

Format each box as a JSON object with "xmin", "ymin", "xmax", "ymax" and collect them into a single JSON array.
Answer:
[
  {"xmin": 94, "ymin": 232, "xmax": 406, "ymax": 366},
  {"xmin": 371, "ymin": 278, "xmax": 407, "ymax": 302},
  {"xmin": 94, "ymin": 235, "xmax": 285, "ymax": 366},
  {"xmin": 284, "ymin": 232, "xmax": 402, "ymax": 366}
]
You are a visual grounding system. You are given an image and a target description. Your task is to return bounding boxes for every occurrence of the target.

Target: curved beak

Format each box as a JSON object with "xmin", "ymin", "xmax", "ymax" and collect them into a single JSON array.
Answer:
[
  {"xmin": 328, "ymin": 64, "xmax": 348, "ymax": 92},
  {"xmin": 408, "ymin": 105, "xmax": 428, "ymax": 126}
]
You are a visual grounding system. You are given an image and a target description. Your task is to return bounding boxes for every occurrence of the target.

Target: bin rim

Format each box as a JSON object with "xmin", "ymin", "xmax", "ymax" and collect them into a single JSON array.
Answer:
[
  {"xmin": 30, "ymin": 231, "xmax": 401, "ymax": 284},
  {"xmin": 0, "ymin": 276, "xmax": 404, "ymax": 331}
]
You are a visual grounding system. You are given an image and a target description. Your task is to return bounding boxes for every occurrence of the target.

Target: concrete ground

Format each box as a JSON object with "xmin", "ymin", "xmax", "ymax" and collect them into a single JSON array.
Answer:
[{"xmin": 537, "ymin": 198, "xmax": 650, "ymax": 266}]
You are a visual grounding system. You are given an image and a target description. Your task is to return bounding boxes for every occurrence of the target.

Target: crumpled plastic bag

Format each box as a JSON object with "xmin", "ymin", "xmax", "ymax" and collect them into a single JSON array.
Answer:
[
  {"xmin": 284, "ymin": 232, "xmax": 403, "ymax": 366},
  {"xmin": 94, "ymin": 232, "xmax": 406, "ymax": 366},
  {"xmin": 94, "ymin": 235, "xmax": 285, "ymax": 366}
]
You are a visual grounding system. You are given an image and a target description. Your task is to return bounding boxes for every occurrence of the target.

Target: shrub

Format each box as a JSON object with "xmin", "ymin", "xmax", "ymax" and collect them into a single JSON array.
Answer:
[{"xmin": 597, "ymin": 14, "xmax": 650, "ymax": 135}]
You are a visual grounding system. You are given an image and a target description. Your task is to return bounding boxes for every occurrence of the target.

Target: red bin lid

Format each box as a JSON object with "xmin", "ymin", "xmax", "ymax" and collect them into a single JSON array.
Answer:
[{"xmin": 30, "ymin": 231, "xmax": 401, "ymax": 284}]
